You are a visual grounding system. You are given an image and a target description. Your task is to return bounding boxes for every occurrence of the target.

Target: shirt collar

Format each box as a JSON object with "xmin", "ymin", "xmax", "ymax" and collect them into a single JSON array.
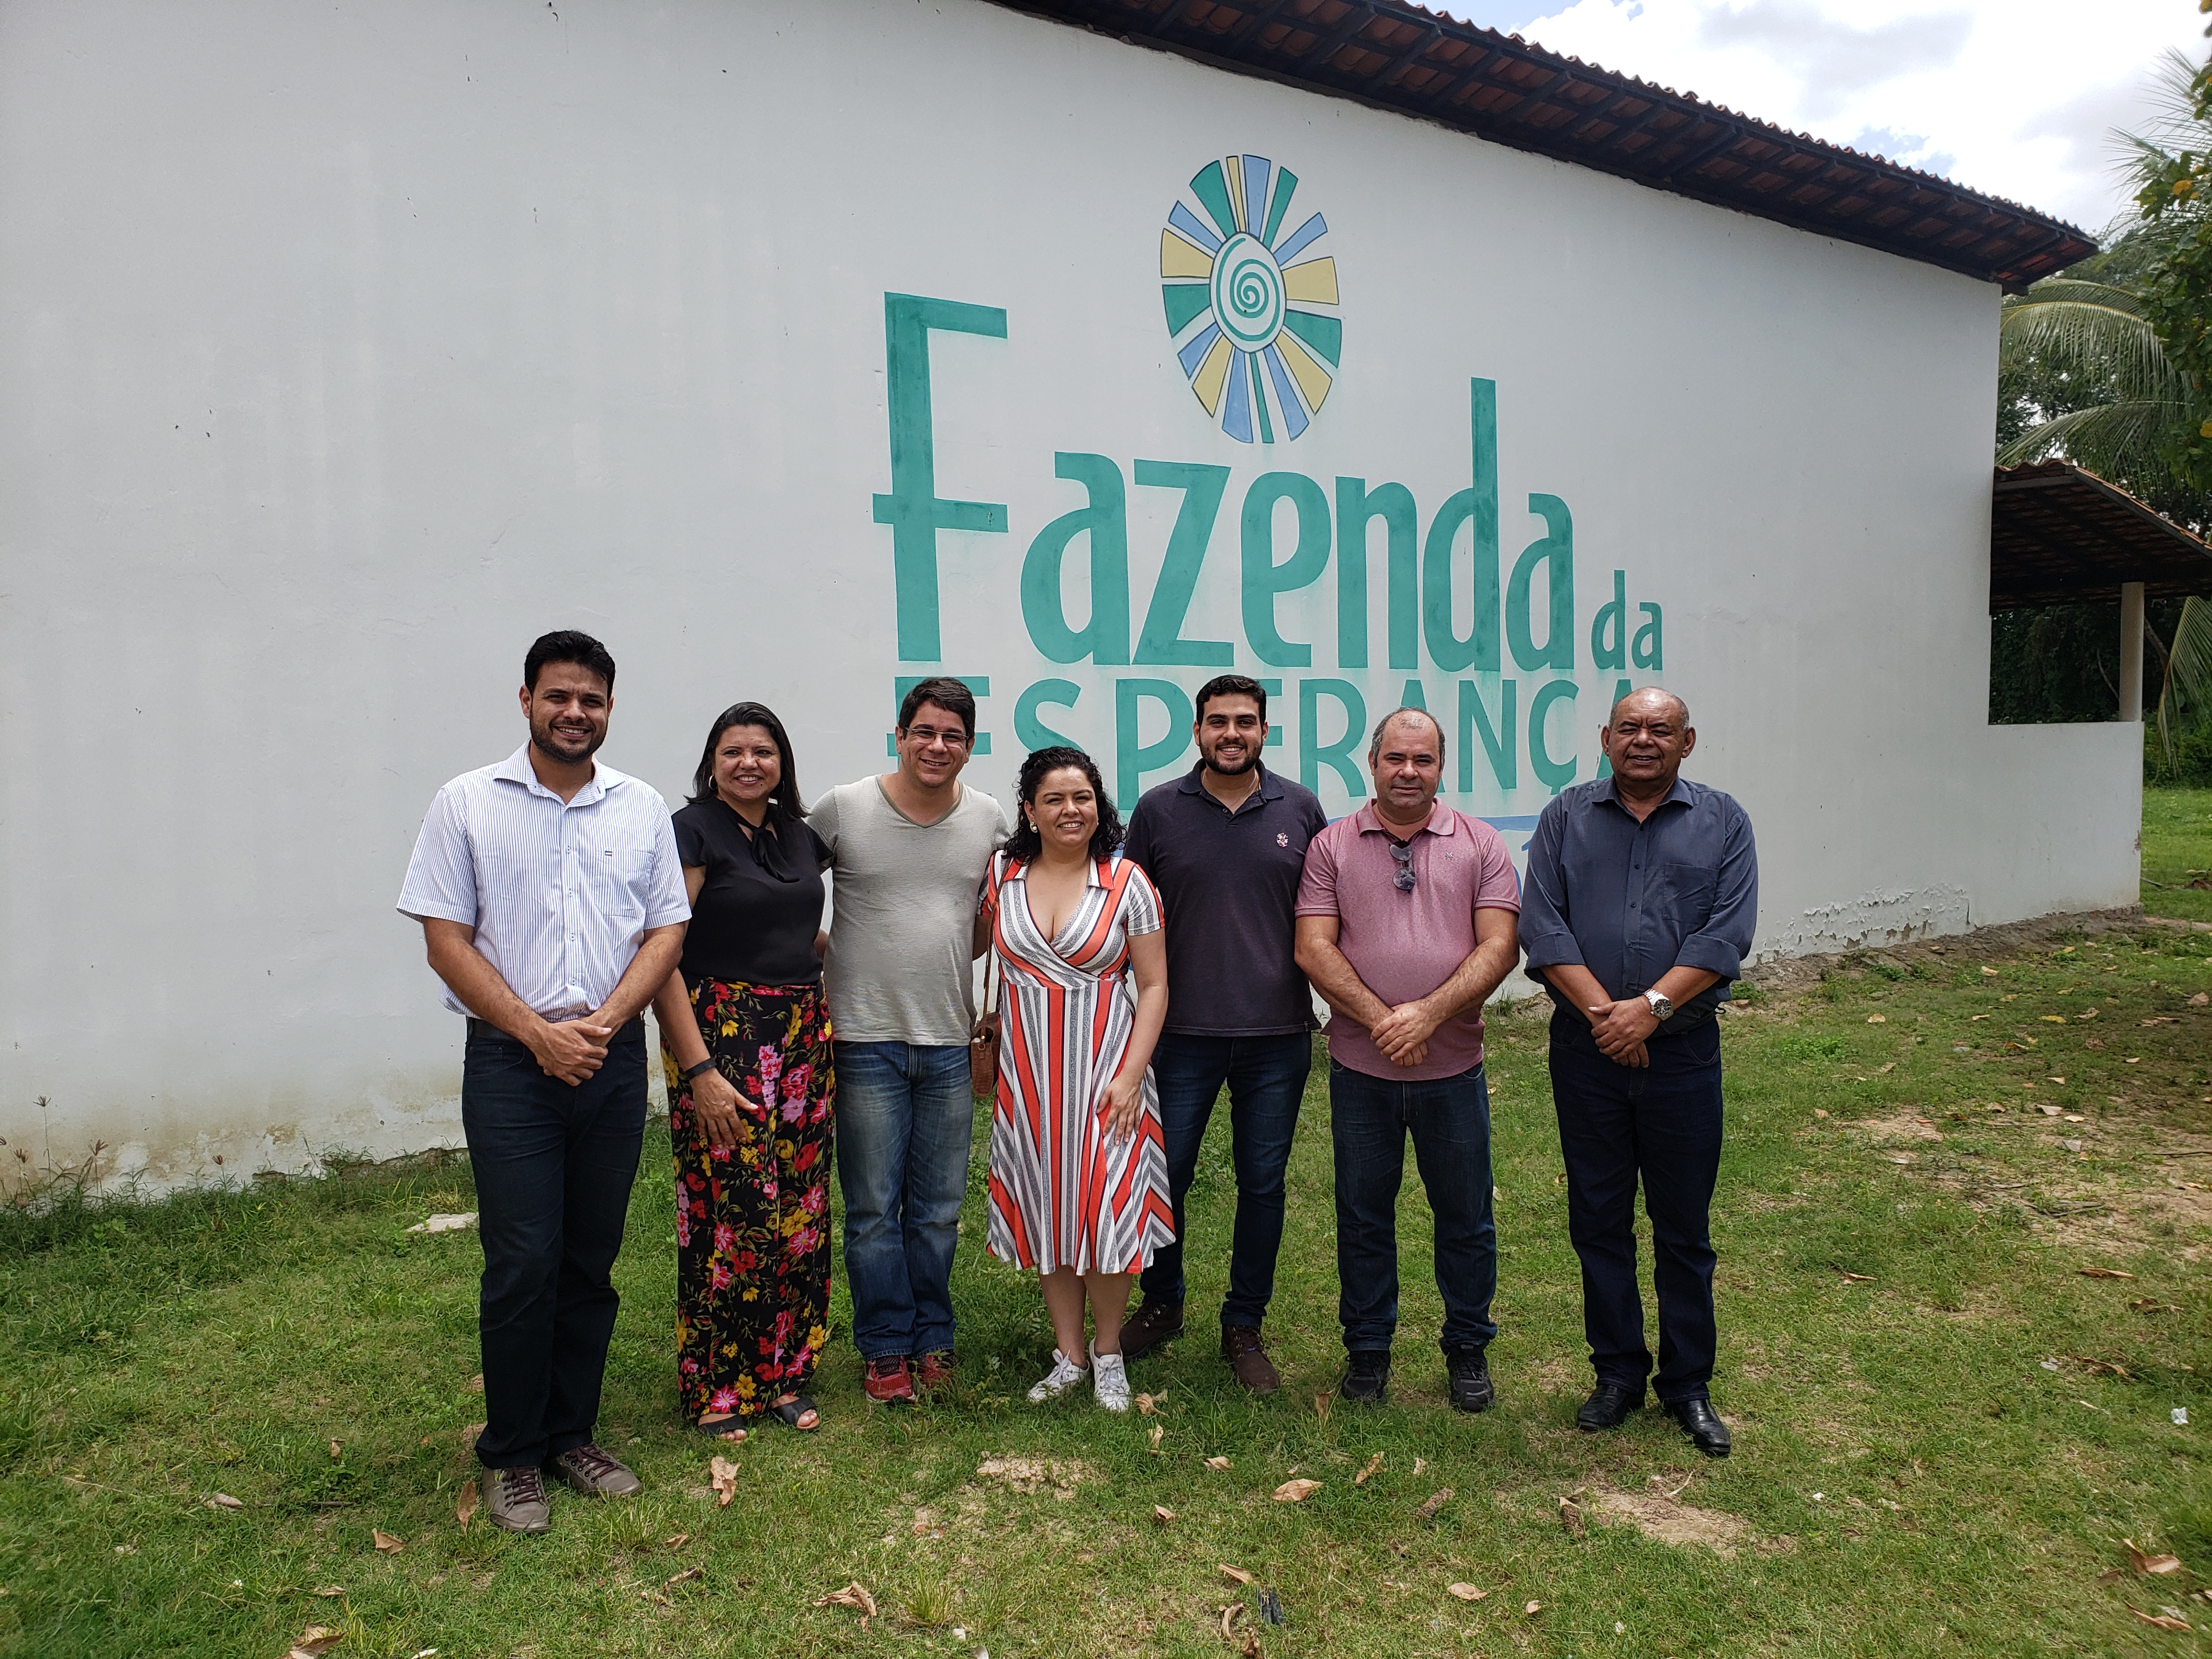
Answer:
[
  {"xmin": 1177, "ymin": 759, "xmax": 1285, "ymax": 806},
  {"xmin": 1353, "ymin": 801, "xmax": 1455, "ymax": 838},
  {"xmin": 494, "ymin": 742, "xmax": 615, "ymax": 806},
  {"xmin": 1599, "ymin": 773, "xmax": 1696, "ymax": 815}
]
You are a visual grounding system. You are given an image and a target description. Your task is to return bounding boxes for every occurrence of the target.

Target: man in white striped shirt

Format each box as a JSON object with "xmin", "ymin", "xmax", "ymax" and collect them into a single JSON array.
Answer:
[{"xmin": 398, "ymin": 630, "xmax": 689, "ymax": 1534}]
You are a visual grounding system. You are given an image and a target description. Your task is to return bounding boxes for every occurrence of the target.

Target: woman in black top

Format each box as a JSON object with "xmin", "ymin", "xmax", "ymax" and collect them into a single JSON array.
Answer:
[{"xmin": 650, "ymin": 702, "xmax": 833, "ymax": 1434}]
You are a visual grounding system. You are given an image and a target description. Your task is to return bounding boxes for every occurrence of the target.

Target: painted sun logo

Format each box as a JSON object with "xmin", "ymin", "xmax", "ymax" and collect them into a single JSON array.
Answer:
[{"xmin": 1161, "ymin": 155, "xmax": 1341, "ymax": 444}]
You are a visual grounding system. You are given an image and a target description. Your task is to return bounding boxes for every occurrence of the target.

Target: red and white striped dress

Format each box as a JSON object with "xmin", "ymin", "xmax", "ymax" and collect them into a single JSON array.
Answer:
[{"xmin": 982, "ymin": 850, "xmax": 1176, "ymax": 1275}]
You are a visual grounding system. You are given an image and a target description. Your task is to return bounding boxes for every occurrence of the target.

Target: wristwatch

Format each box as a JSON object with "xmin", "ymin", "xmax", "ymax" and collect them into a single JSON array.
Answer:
[{"xmin": 1643, "ymin": 989, "xmax": 1674, "ymax": 1022}]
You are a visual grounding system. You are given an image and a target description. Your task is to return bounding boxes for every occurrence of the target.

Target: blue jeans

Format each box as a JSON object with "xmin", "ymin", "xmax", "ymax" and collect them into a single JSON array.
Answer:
[
  {"xmin": 1328, "ymin": 1057, "xmax": 1498, "ymax": 1355},
  {"xmin": 1549, "ymin": 1014, "xmax": 1724, "ymax": 1404},
  {"xmin": 1138, "ymin": 1031, "xmax": 1311, "ymax": 1327},
  {"xmin": 832, "ymin": 1041, "xmax": 974, "ymax": 1360},
  {"xmin": 461, "ymin": 1018, "xmax": 646, "ymax": 1470}
]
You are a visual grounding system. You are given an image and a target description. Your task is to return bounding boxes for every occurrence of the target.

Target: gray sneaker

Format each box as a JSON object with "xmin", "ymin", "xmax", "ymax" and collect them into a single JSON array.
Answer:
[
  {"xmin": 547, "ymin": 1442, "xmax": 642, "ymax": 1498},
  {"xmin": 485, "ymin": 1464, "xmax": 551, "ymax": 1533}
]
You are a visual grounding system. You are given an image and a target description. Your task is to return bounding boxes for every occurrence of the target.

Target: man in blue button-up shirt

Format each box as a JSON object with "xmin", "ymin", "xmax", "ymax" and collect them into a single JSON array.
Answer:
[{"xmin": 1519, "ymin": 688, "xmax": 1756, "ymax": 1459}]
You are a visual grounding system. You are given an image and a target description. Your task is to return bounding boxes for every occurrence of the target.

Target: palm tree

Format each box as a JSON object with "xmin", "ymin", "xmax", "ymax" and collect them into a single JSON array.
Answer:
[{"xmin": 1997, "ymin": 49, "xmax": 2212, "ymax": 767}]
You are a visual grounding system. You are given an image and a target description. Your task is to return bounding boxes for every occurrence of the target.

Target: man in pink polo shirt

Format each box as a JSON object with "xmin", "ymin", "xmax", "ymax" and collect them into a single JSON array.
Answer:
[{"xmin": 1294, "ymin": 708, "xmax": 1522, "ymax": 1412}]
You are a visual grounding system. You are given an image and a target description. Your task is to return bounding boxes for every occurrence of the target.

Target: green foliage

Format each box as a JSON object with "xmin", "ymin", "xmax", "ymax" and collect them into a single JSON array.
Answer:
[{"xmin": 2127, "ymin": 47, "xmax": 2212, "ymax": 490}]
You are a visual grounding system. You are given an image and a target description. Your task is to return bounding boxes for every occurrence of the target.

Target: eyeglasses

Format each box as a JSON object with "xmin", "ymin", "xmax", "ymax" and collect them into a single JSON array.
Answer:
[
  {"xmin": 1390, "ymin": 840, "xmax": 1417, "ymax": 893},
  {"xmin": 904, "ymin": 725, "xmax": 970, "ymax": 750}
]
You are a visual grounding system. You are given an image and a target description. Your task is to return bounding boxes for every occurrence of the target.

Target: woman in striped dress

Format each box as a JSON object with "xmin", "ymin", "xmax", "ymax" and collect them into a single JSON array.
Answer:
[{"xmin": 974, "ymin": 746, "xmax": 1173, "ymax": 1412}]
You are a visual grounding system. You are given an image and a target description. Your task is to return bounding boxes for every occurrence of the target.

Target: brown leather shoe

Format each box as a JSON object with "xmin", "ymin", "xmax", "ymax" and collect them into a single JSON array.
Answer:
[
  {"xmin": 1221, "ymin": 1324, "xmax": 1280, "ymax": 1395},
  {"xmin": 546, "ymin": 1442, "xmax": 641, "ymax": 1498},
  {"xmin": 1119, "ymin": 1300, "xmax": 1185, "ymax": 1361}
]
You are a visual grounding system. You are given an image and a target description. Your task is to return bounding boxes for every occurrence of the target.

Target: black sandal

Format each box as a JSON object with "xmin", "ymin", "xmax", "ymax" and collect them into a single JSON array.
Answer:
[
  {"xmin": 693, "ymin": 1414, "xmax": 748, "ymax": 1442},
  {"xmin": 769, "ymin": 1395, "xmax": 820, "ymax": 1431}
]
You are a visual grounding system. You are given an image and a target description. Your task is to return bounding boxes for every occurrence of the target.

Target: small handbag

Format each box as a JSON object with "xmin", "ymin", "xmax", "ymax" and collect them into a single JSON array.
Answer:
[{"xmin": 970, "ymin": 950, "xmax": 1001, "ymax": 1100}]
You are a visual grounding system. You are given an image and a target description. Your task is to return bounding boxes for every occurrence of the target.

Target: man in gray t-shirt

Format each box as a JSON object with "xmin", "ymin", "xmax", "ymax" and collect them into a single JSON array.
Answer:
[{"xmin": 811, "ymin": 677, "xmax": 1009, "ymax": 1406}]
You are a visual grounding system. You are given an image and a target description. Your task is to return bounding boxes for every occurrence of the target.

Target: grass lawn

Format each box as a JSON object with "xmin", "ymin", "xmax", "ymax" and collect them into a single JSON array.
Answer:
[
  {"xmin": 8, "ymin": 836, "xmax": 2212, "ymax": 1655},
  {"xmin": 2143, "ymin": 787, "xmax": 2212, "ymax": 924}
]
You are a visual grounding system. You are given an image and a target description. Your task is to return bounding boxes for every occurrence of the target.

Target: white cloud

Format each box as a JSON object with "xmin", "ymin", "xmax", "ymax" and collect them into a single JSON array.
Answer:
[{"xmin": 1476, "ymin": 0, "xmax": 2207, "ymax": 233}]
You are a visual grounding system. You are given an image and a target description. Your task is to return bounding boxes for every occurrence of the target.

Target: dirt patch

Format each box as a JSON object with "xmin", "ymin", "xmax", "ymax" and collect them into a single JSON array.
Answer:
[
  {"xmin": 1847, "ymin": 1111, "xmax": 1946, "ymax": 1146},
  {"xmin": 973, "ymin": 1455, "xmax": 1097, "ymax": 1500},
  {"xmin": 1588, "ymin": 1483, "xmax": 1754, "ymax": 1557}
]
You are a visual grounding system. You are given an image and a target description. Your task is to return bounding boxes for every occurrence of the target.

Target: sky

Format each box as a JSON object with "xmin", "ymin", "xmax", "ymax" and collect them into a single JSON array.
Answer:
[{"xmin": 1438, "ymin": 0, "xmax": 2208, "ymax": 235}]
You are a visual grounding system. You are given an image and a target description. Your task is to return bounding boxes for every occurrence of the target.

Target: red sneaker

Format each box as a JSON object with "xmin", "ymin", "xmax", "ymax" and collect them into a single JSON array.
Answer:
[
  {"xmin": 862, "ymin": 1354, "xmax": 916, "ymax": 1405},
  {"xmin": 916, "ymin": 1350, "xmax": 956, "ymax": 1392}
]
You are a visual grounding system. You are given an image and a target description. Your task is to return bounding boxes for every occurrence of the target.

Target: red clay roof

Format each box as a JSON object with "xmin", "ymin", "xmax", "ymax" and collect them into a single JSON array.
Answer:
[{"xmin": 991, "ymin": 0, "xmax": 2095, "ymax": 291}]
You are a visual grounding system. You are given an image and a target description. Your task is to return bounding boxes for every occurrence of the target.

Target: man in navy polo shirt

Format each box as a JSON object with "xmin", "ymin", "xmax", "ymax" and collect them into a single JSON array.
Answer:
[{"xmin": 1118, "ymin": 674, "xmax": 1327, "ymax": 1393}]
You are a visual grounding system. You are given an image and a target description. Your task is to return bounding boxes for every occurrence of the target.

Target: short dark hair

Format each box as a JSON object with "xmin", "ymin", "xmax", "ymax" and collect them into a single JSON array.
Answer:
[
  {"xmin": 688, "ymin": 702, "xmax": 808, "ymax": 821},
  {"xmin": 1194, "ymin": 673, "xmax": 1267, "ymax": 724},
  {"xmin": 898, "ymin": 676, "xmax": 977, "ymax": 740},
  {"xmin": 1000, "ymin": 746, "xmax": 1125, "ymax": 865},
  {"xmin": 1368, "ymin": 706, "xmax": 1446, "ymax": 765},
  {"xmin": 524, "ymin": 630, "xmax": 617, "ymax": 694}
]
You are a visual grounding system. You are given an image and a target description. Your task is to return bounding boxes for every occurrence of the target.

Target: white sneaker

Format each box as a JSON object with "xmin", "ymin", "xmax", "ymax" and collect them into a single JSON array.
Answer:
[
  {"xmin": 1091, "ymin": 1344, "xmax": 1131, "ymax": 1413},
  {"xmin": 1026, "ymin": 1349, "xmax": 1091, "ymax": 1403}
]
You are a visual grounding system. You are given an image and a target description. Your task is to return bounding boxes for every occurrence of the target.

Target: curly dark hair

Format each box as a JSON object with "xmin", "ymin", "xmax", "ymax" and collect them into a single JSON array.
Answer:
[{"xmin": 1000, "ymin": 746, "xmax": 1125, "ymax": 864}]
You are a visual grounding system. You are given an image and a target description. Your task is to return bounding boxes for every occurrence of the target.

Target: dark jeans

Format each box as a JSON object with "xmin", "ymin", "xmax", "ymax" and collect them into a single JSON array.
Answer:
[
  {"xmin": 461, "ymin": 1017, "xmax": 647, "ymax": 1470},
  {"xmin": 1327, "ymin": 1057, "xmax": 1498, "ymax": 1355},
  {"xmin": 832, "ymin": 1041, "xmax": 974, "ymax": 1361},
  {"xmin": 1549, "ymin": 1014, "xmax": 1725, "ymax": 1404},
  {"xmin": 1138, "ymin": 1031, "xmax": 1311, "ymax": 1328}
]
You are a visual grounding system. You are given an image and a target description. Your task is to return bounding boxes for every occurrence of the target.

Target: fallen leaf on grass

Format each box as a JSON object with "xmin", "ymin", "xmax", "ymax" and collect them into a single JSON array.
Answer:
[
  {"xmin": 1983, "ymin": 967, "xmax": 2000, "ymax": 977},
  {"xmin": 1355, "ymin": 1453, "xmax": 1385, "ymax": 1486},
  {"xmin": 2192, "ymin": 993, "xmax": 2209, "ymax": 1007},
  {"xmin": 2040, "ymin": 1015, "xmax": 2068, "ymax": 1025},
  {"xmin": 2079, "ymin": 1267, "xmax": 2137, "ymax": 1279},
  {"xmin": 1237, "ymin": 1629, "xmax": 1261, "ymax": 1658},
  {"xmin": 2132, "ymin": 1300, "xmax": 2182, "ymax": 1314},
  {"xmin": 1559, "ymin": 1496, "xmax": 1586, "ymax": 1537},
  {"xmin": 405, "ymin": 1212, "xmax": 477, "ymax": 1234},
  {"xmin": 1525, "ymin": 1600, "xmax": 1543, "ymax": 1617},
  {"xmin": 1153, "ymin": 1505, "xmax": 1176, "ymax": 1526},
  {"xmin": 286, "ymin": 1627, "xmax": 343, "ymax": 1659},
  {"xmin": 2145, "ymin": 1017, "xmax": 2179, "ymax": 1027},
  {"xmin": 709, "ymin": 1456, "xmax": 739, "ymax": 1508},
  {"xmin": 329, "ymin": 1441, "xmax": 341, "ymax": 1461},
  {"xmin": 1446, "ymin": 1583, "xmax": 1487, "ymax": 1601},
  {"xmin": 1148, "ymin": 1425, "xmax": 1166, "ymax": 1454},
  {"xmin": 664, "ymin": 1566, "xmax": 703, "ymax": 1587},
  {"xmin": 2101, "ymin": 1568, "xmax": 2128, "ymax": 1584},
  {"xmin": 814, "ymin": 1581, "xmax": 879, "ymax": 1628},
  {"xmin": 2134, "ymin": 1611, "xmax": 2192, "ymax": 1631},
  {"xmin": 206, "ymin": 1494, "xmax": 244, "ymax": 1511},
  {"xmin": 465, "ymin": 1374, "xmax": 484, "ymax": 1393},
  {"xmin": 664, "ymin": 1533, "xmax": 691, "ymax": 1549},
  {"xmin": 455, "ymin": 1481, "xmax": 478, "ymax": 1530},
  {"xmin": 371, "ymin": 1530, "xmax": 404, "ymax": 1555},
  {"xmin": 1219, "ymin": 1564, "xmax": 1256, "ymax": 1585},
  {"xmin": 1813, "ymin": 1108, "xmax": 1829, "ymax": 1118},
  {"xmin": 1204, "ymin": 1456, "xmax": 1233, "ymax": 1471},
  {"xmin": 310, "ymin": 1586, "xmax": 343, "ymax": 1599},
  {"xmin": 1273, "ymin": 1479, "xmax": 1322, "ymax": 1503},
  {"xmin": 2127, "ymin": 1539, "xmax": 2186, "ymax": 1575},
  {"xmin": 1836, "ymin": 1269, "xmax": 1875, "ymax": 1283},
  {"xmin": 1412, "ymin": 1457, "xmax": 1429, "ymax": 1477},
  {"xmin": 1866, "ymin": 1014, "xmax": 1887, "ymax": 1024},
  {"xmin": 1312, "ymin": 1391, "xmax": 1331, "ymax": 1422},
  {"xmin": 1414, "ymin": 1488, "xmax": 1454, "ymax": 1521},
  {"xmin": 1220, "ymin": 1603, "xmax": 1245, "ymax": 1635},
  {"xmin": 1135, "ymin": 1392, "xmax": 1166, "ymax": 1417}
]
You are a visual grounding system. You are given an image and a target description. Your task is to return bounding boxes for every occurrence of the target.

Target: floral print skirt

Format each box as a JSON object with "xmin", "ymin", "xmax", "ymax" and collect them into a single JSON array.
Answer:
[{"xmin": 661, "ymin": 976, "xmax": 834, "ymax": 1421}]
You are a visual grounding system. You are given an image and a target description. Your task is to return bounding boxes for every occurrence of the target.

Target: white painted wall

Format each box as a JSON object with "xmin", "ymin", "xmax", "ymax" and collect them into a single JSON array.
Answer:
[{"xmin": 0, "ymin": 0, "xmax": 2140, "ymax": 1188}]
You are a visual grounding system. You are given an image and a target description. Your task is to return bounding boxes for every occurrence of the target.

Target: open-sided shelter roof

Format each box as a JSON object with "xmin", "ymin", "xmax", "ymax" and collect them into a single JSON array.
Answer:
[
  {"xmin": 992, "ymin": 0, "xmax": 2093, "ymax": 292},
  {"xmin": 1991, "ymin": 460, "xmax": 2212, "ymax": 612}
]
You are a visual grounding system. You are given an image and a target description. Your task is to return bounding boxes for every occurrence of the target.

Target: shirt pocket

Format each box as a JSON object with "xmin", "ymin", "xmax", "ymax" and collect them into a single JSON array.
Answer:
[
  {"xmin": 1653, "ymin": 861, "xmax": 1718, "ymax": 923},
  {"xmin": 591, "ymin": 845, "xmax": 655, "ymax": 918}
]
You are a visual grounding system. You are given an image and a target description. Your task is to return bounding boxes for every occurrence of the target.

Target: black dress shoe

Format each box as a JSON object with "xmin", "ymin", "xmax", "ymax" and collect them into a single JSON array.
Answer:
[
  {"xmin": 1664, "ymin": 1396, "xmax": 1732, "ymax": 1458},
  {"xmin": 1339, "ymin": 1349, "xmax": 1391, "ymax": 1403},
  {"xmin": 1445, "ymin": 1347, "xmax": 1495, "ymax": 1413},
  {"xmin": 1576, "ymin": 1382, "xmax": 1644, "ymax": 1431}
]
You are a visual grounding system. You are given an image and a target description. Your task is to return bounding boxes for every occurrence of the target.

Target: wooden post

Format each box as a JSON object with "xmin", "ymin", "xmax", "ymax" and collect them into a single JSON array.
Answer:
[{"xmin": 2120, "ymin": 580, "xmax": 2146, "ymax": 723}]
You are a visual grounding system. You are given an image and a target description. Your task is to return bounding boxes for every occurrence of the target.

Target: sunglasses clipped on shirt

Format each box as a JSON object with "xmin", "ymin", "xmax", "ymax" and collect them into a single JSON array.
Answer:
[{"xmin": 1389, "ymin": 838, "xmax": 1417, "ymax": 893}]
